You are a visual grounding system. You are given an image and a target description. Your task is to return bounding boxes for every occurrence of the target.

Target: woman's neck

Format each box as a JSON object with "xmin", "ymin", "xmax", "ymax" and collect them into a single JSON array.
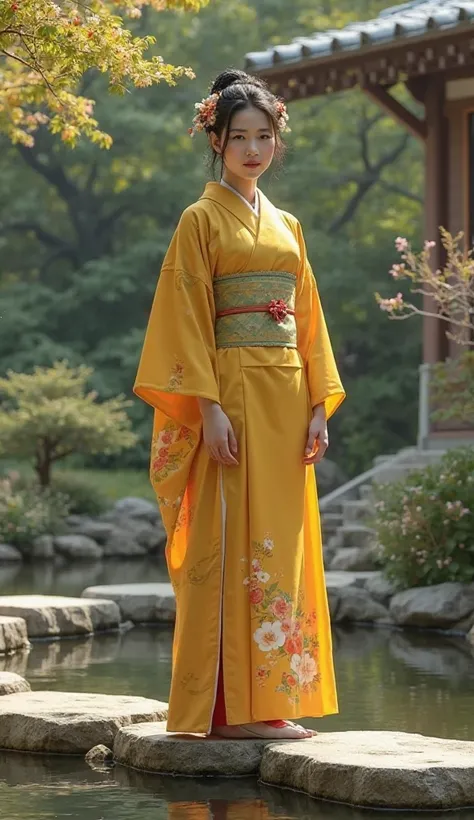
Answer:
[{"xmin": 221, "ymin": 171, "xmax": 257, "ymax": 206}]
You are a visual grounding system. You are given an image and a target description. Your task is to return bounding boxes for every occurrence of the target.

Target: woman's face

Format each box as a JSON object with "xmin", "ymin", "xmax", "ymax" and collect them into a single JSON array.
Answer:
[{"xmin": 211, "ymin": 104, "xmax": 276, "ymax": 181}]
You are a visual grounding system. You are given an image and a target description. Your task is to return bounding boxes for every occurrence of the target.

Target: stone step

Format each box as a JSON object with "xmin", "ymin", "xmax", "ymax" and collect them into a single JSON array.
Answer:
[
  {"xmin": 0, "ymin": 596, "xmax": 121, "ymax": 639},
  {"xmin": 325, "ymin": 570, "xmax": 378, "ymax": 589},
  {"xmin": 0, "ymin": 616, "xmax": 30, "ymax": 655},
  {"xmin": 359, "ymin": 483, "xmax": 374, "ymax": 502},
  {"xmin": 342, "ymin": 499, "xmax": 371, "ymax": 525},
  {"xmin": 260, "ymin": 731, "xmax": 474, "ymax": 810},
  {"xmin": 114, "ymin": 722, "xmax": 474, "ymax": 810},
  {"xmin": 115, "ymin": 721, "xmax": 268, "ymax": 776},
  {"xmin": 82, "ymin": 583, "xmax": 175, "ymax": 624},
  {"xmin": 329, "ymin": 546, "xmax": 379, "ymax": 573},
  {"xmin": 0, "ymin": 691, "xmax": 168, "ymax": 754},
  {"xmin": 339, "ymin": 525, "xmax": 376, "ymax": 549},
  {"xmin": 0, "ymin": 672, "xmax": 30, "ymax": 696}
]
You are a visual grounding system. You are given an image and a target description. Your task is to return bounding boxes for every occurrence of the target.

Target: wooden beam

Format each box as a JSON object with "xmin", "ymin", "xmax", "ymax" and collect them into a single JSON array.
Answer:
[
  {"xmin": 424, "ymin": 78, "xmax": 449, "ymax": 364},
  {"xmin": 362, "ymin": 83, "xmax": 427, "ymax": 141}
]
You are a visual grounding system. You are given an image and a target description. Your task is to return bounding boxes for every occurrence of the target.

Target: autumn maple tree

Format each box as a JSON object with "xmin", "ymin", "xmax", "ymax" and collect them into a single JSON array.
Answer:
[{"xmin": 0, "ymin": 0, "xmax": 207, "ymax": 147}]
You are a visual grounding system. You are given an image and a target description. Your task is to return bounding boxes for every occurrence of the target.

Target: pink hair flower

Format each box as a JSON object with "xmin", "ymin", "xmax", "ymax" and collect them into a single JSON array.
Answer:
[
  {"xmin": 275, "ymin": 100, "xmax": 291, "ymax": 132},
  {"xmin": 189, "ymin": 92, "xmax": 221, "ymax": 137}
]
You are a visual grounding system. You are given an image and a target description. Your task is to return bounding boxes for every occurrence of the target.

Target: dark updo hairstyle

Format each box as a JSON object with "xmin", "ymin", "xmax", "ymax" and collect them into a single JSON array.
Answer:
[{"xmin": 206, "ymin": 68, "xmax": 286, "ymax": 176}]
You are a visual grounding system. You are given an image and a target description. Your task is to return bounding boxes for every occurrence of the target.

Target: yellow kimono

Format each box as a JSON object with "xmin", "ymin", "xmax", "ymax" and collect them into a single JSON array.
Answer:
[{"xmin": 134, "ymin": 181, "xmax": 345, "ymax": 733}]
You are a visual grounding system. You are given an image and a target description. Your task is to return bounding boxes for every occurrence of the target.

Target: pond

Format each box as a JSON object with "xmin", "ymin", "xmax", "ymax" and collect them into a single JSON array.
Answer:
[{"xmin": 1, "ymin": 560, "xmax": 474, "ymax": 819}]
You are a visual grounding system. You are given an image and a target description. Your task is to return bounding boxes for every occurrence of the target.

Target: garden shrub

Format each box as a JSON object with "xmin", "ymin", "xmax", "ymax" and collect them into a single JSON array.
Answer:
[
  {"xmin": 50, "ymin": 471, "xmax": 109, "ymax": 516},
  {"xmin": 372, "ymin": 447, "xmax": 474, "ymax": 588},
  {"xmin": 0, "ymin": 474, "xmax": 70, "ymax": 550}
]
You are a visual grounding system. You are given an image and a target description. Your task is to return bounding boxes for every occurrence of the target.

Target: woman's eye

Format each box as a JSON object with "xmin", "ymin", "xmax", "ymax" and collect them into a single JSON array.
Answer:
[{"xmin": 233, "ymin": 135, "xmax": 244, "ymax": 140}]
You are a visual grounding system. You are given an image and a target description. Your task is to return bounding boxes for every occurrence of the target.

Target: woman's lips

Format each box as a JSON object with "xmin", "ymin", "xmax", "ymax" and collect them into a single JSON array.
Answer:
[{"xmin": 244, "ymin": 162, "xmax": 260, "ymax": 167}]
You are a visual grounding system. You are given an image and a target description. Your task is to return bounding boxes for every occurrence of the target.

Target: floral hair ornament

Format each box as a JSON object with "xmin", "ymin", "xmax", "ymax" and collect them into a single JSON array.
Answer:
[
  {"xmin": 275, "ymin": 99, "xmax": 290, "ymax": 133},
  {"xmin": 188, "ymin": 92, "xmax": 221, "ymax": 137}
]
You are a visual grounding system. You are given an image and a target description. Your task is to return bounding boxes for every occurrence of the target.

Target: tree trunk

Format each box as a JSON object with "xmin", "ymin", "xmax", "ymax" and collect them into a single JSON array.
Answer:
[{"xmin": 35, "ymin": 452, "xmax": 51, "ymax": 488}]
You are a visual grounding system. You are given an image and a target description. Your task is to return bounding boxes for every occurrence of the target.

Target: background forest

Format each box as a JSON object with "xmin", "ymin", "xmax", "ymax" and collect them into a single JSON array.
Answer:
[{"xmin": 0, "ymin": 0, "xmax": 424, "ymax": 477}]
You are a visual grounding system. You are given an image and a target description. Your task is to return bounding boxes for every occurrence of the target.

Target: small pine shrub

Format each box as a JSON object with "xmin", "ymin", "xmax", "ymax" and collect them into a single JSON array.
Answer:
[
  {"xmin": 0, "ymin": 474, "xmax": 70, "ymax": 549},
  {"xmin": 50, "ymin": 472, "xmax": 109, "ymax": 516},
  {"xmin": 372, "ymin": 447, "xmax": 474, "ymax": 588}
]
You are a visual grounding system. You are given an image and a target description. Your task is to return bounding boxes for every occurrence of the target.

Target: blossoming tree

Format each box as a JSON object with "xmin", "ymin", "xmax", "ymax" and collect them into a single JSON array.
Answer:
[
  {"xmin": 376, "ymin": 229, "xmax": 474, "ymax": 423},
  {"xmin": 376, "ymin": 229, "xmax": 473, "ymax": 347},
  {"xmin": 0, "ymin": 0, "xmax": 207, "ymax": 148},
  {"xmin": 0, "ymin": 361, "xmax": 137, "ymax": 486}
]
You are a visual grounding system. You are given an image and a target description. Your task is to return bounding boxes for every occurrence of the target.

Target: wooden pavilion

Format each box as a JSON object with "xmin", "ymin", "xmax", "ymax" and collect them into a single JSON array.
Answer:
[{"xmin": 245, "ymin": 0, "xmax": 474, "ymax": 448}]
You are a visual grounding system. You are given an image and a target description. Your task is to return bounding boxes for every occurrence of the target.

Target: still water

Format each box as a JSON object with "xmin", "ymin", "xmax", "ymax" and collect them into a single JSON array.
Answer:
[{"xmin": 1, "ymin": 560, "xmax": 474, "ymax": 820}]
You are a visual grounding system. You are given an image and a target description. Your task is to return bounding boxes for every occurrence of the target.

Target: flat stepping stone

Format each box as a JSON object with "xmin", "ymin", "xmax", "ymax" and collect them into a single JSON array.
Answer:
[
  {"xmin": 0, "ymin": 691, "xmax": 168, "ymax": 754},
  {"xmin": 0, "ymin": 672, "xmax": 30, "ymax": 695},
  {"xmin": 114, "ymin": 721, "xmax": 271, "ymax": 776},
  {"xmin": 0, "ymin": 595, "xmax": 121, "ymax": 638},
  {"xmin": 0, "ymin": 615, "xmax": 29, "ymax": 654},
  {"xmin": 82, "ymin": 583, "xmax": 175, "ymax": 623},
  {"xmin": 260, "ymin": 731, "xmax": 474, "ymax": 810},
  {"xmin": 325, "ymin": 571, "xmax": 377, "ymax": 589}
]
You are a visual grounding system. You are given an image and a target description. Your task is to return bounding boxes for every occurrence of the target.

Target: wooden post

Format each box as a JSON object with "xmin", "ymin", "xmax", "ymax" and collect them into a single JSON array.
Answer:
[{"xmin": 423, "ymin": 79, "xmax": 449, "ymax": 364}]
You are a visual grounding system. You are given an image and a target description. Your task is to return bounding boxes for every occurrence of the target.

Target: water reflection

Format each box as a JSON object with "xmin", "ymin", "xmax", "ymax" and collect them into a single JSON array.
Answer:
[
  {"xmin": 1, "ymin": 753, "xmax": 474, "ymax": 820},
  {"xmin": 0, "ymin": 558, "xmax": 169, "ymax": 597}
]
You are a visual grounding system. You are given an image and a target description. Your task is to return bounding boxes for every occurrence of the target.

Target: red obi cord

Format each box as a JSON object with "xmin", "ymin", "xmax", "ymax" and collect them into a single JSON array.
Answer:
[{"xmin": 216, "ymin": 299, "xmax": 294, "ymax": 324}]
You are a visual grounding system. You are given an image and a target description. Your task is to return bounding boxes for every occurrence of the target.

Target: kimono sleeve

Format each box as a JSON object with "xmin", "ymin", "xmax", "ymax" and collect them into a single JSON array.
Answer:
[
  {"xmin": 294, "ymin": 220, "xmax": 345, "ymax": 421},
  {"xmin": 133, "ymin": 206, "xmax": 220, "ymax": 428}
]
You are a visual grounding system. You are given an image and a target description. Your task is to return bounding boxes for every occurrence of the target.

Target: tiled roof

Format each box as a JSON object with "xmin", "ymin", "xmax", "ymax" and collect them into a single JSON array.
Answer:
[{"xmin": 244, "ymin": 0, "xmax": 474, "ymax": 72}]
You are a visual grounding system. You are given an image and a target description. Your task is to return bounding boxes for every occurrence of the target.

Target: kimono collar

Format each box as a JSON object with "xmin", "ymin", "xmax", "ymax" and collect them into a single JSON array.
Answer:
[{"xmin": 200, "ymin": 181, "xmax": 260, "ymax": 236}]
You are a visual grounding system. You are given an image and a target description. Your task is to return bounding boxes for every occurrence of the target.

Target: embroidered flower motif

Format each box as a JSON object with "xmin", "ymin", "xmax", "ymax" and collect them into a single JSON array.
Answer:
[
  {"xmin": 271, "ymin": 597, "xmax": 292, "ymax": 620},
  {"xmin": 249, "ymin": 586, "xmax": 264, "ymax": 605},
  {"xmin": 244, "ymin": 534, "xmax": 321, "ymax": 703},
  {"xmin": 188, "ymin": 92, "xmax": 220, "ymax": 137},
  {"xmin": 254, "ymin": 621, "xmax": 286, "ymax": 652},
  {"xmin": 290, "ymin": 652, "xmax": 318, "ymax": 685},
  {"xmin": 150, "ymin": 420, "xmax": 195, "ymax": 484},
  {"xmin": 257, "ymin": 665, "xmax": 271, "ymax": 687},
  {"xmin": 263, "ymin": 535, "xmax": 274, "ymax": 553},
  {"xmin": 168, "ymin": 360, "xmax": 184, "ymax": 392}
]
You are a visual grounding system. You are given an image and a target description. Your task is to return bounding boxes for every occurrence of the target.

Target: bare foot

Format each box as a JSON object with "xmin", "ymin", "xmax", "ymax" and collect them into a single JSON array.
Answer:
[{"xmin": 210, "ymin": 721, "xmax": 316, "ymax": 740}]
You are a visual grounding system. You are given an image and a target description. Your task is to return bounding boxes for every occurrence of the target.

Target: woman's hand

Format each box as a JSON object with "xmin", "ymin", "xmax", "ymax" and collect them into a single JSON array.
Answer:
[
  {"xmin": 198, "ymin": 399, "xmax": 239, "ymax": 466},
  {"xmin": 303, "ymin": 403, "xmax": 328, "ymax": 465}
]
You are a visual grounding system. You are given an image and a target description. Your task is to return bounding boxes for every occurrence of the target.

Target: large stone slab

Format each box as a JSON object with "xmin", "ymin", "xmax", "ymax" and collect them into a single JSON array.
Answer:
[
  {"xmin": 0, "ymin": 595, "xmax": 121, "ymax": 638},
  {"xmin": 260, "ymin": 731, "xmax": 474, "ymax": 810},
  {"xmin": 0, "ymin": 672, "xmax": 30, "ymax": 695},
  {"xmin": 0, "ymin": 691, "xmax": 168, "ymax": 753},
  {"xmin": 114, "ymin": 721, "xmax": 270, "ymax": 776},
  {"xmin": 0, "ymin": 616, "xmax": 30, "ymax": 654},
  {"xmin": 390, "ymin": 582, "xmax": 474, "ymax": 628},
  {"xmin": 82, "ymin": 583, "xmax": 175, "ymax": 623}
]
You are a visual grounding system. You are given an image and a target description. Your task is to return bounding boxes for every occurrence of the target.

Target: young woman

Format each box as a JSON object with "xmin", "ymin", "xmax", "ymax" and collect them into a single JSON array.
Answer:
[{"xmin": 134, "ymin": 69, "xmax": 345, "ymax": 740}]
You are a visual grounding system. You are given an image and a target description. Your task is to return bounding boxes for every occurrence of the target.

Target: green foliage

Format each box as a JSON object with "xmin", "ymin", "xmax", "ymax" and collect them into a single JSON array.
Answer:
[
  {"xmin": 373, "ymin": 448, "xmax": 474, "ymax": 589},
  {"xmin": 0, "ymin": 0, "xmax": 207, "ymax": 147},
  {"xmin": 430, "ymin": 350, "xmax": 474, "ymax": 425},
  {"xmin": 0, "ymin": 362, "xmax": 138, "ymax": 485},
  {"xmin": 0, "ymin": 0, "xmax": 423, "ymax": 476},
  {"xmin": 0, "ymin": 474, "xmax": 70, "ymax": 549},
  {"xmin": 49, "ymin": 472, "xmax": 109, "ymax": 516}
]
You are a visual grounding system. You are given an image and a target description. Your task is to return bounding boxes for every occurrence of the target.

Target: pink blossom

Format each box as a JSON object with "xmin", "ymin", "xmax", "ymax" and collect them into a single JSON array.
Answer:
[
  {"xmin": 390, "ymin": 263, "xmax": 406, "ymax": 279},
  {"xmin": 395, "ymin": 237, "xmax": 408, "ymax": 252},
  {"xmin": 379, "ymin": 293, "xmax": 404, "ymax": 313},
  {"xmin": 424, "ymin": 240, "xmax": 436, "ymax": 252}
]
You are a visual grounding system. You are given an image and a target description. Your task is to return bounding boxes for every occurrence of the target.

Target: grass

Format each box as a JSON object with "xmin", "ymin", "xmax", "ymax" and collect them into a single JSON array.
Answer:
[{"xmin": 0, "ymin": 459, "xmax": 155, "ymax": 503}]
